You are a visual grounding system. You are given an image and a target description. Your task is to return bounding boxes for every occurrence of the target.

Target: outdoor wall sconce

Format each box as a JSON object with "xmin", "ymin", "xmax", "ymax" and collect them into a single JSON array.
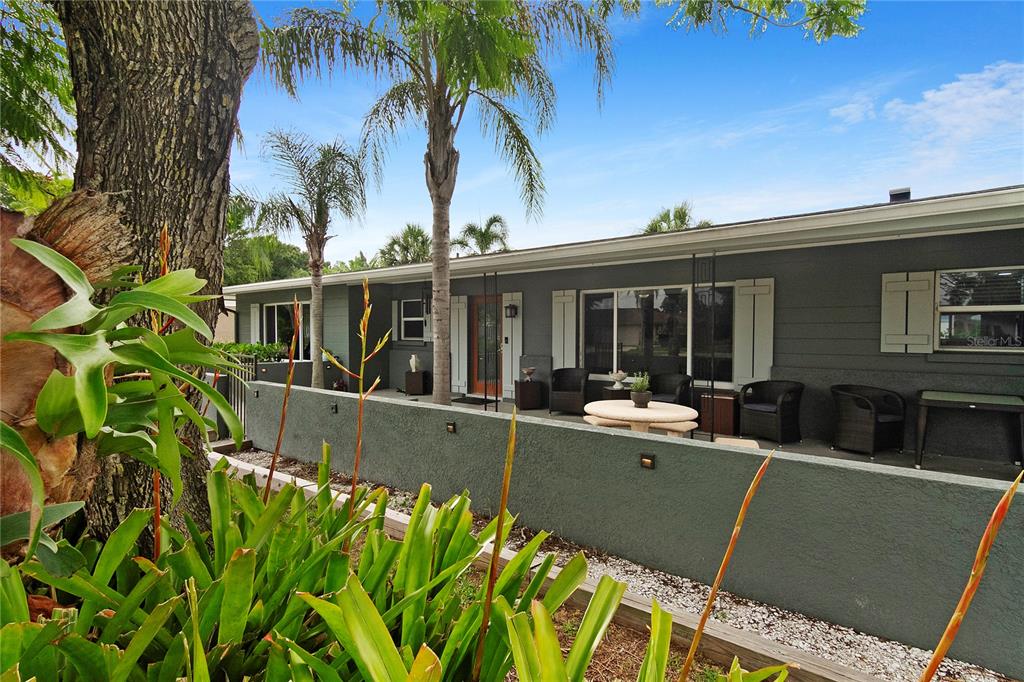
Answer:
[
  {"xmin": 503, "ymin": 303, "xmax": 519, "ymax": 319},
  {"xmin": 446, "ymin": 421, "xmax": 457, "ymax": 434},
  {"xmin": 253, "ymin": 389, "xmax": 259, "ymax": 398},
  {"xmin": 640, "ymin": 454, "xmax": 656, "ymax": 470},
  {"xmin": 330, "ymin": 403, "xmax": 338, "ymax": 414}
]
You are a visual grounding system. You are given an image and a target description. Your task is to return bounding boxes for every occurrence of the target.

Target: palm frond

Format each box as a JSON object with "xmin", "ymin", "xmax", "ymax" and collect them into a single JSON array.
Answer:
[
  {"xmin": 361, "ymin": 79, "xmax": 427, "ymax": 186},
  {"xmin": 314, "ymin": 138, "xmax": 367, "ymax": 221},
  {"xmin": 378, "ymin": 222, "xmax": 432, "ymax": 266},
  {"xmin": 504, "ymin": 52, "xmax": 557, "ymax": 134},
  {"xmin": 473, "ymin": 92, "xmax": 545, "ymax": 218},
  {"xmin": 263, "ymin": 130, "xmax": 318, "ymax": 200},
  {"xmin": 521, "ymin": 0, "xmax": 620, "ymax": 103},
  {"xmin": 453, "ymin": 214, "xmax": 510, "ymax": 254},
  {"xmin": 255, "ymin": 192, "xmax": 305, "ymax": 236},
  {"xmin": 259, "ymin": 7, "xmax": 418, "ymax": 97}
]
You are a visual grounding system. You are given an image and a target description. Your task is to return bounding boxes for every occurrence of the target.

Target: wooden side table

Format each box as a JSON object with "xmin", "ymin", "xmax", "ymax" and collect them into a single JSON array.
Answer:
[
  {"xmin": 698, "ymin": 391, "xmax": 739, "ymax": 436},
  {"xmin": 405, "ymin": 370, "xmax": 430, "ymax": 396},
  {"xmin": 515, "ymin": 380, "xmax": 543, "ymax": 410}
]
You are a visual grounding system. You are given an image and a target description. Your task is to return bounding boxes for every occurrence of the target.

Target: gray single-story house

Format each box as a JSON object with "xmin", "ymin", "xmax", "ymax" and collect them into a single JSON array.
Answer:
[{"xmin": 224, "ymin": 185, "xmax": 1024, "ymax": 460}]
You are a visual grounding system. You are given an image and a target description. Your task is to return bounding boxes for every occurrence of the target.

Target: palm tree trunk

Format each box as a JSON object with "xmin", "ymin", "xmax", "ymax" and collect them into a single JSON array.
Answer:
[
  {"xmin": 424, "ymin": 133, "xmax": 459, "ymax": 405},
  {"xmin": 309, "ymin": 259, "xmax": 324, "ymax": 389},
  {"xmin": 429, "ymin": 192, "xmax": 452, "ymax": 405},
  {"xmin": 56, "ymin": 0, "xmax": 258, "ymax": 541}
]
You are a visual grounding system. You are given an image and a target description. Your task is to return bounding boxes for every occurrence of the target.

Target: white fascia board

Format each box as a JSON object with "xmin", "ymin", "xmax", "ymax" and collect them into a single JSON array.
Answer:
[{"xmin": 223, "ymin": 186, "xmax": 1024, "ymax": 295}]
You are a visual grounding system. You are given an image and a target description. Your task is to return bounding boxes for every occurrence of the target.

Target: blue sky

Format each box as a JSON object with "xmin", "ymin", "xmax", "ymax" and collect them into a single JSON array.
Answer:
[{"xmin": 234, "ymin": 1, "xmax": 1024, "ymax": 264}]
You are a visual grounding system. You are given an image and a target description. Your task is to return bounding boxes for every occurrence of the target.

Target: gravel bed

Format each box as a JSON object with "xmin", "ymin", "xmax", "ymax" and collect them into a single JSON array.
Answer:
[{"xmin": 227, "ymin": 449, "xmax": 1011, "ymax": 682}]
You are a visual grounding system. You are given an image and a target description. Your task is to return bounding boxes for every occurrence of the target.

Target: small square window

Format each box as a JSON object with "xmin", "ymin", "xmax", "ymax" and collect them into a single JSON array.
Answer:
[
  {"xmin": 402, "ymin": 299, "xmax": 424, "ymax": 318},
  {"xmin": 399, "ymin": 299, "xmax": 426, "ymax": 341},
  {"xmin": 402, "ymin": 320, "xmax": 425, "ymax": 340}
]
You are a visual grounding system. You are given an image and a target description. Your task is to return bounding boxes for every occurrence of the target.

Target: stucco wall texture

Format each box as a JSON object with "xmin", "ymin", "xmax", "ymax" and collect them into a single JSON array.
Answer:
[{"xmin": 245, "ymin": 381, "xmax": 1024, "ymax": 677}]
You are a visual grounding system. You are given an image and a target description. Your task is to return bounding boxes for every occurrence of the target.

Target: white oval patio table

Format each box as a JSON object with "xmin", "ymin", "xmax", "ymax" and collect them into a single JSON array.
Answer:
[{"xmin": 584, "ymin": 400, "xmax": 698, "ymax": 433}]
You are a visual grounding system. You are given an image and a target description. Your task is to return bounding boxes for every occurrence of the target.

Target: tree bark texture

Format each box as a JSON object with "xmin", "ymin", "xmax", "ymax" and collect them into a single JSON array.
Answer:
[
  {"xmin": 307, "ymin": 232, "xmax": 326, "ymax": 389},
  {"xmin": 55, "ymin": 0, "xmax": 259, "ymax": 540},
  {"xmin": 1, "ymin": 192, "xmax": 127, "ymax": 526},
  {"xmin": 425, "ymin": 97, "xmax": 459, "ymax": 406}
]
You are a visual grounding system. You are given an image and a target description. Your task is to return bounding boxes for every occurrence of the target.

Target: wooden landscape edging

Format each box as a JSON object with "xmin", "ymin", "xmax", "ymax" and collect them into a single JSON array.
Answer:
[{"xmin": 208, "ymin": 453, "xmax": 882, "ymax": 682}]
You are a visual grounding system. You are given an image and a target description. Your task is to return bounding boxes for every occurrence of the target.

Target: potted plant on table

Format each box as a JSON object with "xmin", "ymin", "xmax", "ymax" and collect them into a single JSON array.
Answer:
[{"xmin": 630, "ymin": 371, "xmax": 652, "ymax": 408}]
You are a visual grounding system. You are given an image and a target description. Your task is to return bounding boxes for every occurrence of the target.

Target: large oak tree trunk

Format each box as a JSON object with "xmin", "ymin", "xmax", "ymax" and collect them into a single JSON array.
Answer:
[{"xmin": 55, "ymin": 0, "xmax": 259, "ymax": 539}]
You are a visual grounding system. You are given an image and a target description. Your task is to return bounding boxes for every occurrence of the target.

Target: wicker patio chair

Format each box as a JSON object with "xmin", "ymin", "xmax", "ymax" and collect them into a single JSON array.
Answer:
[
  {"xmin": 549, "ymin": 368, "xmax": 589, "ymax": 415},
  {"xmin": 830, "ymin": 385, "xmax": 906, "ymax": 455},
  {"xmin": 738, "ymin": 380, "xmax": 805, "ymax": 445},
  {"xmin": 651, "ymin": 373, "xmax": 693, "ymax": 406}
]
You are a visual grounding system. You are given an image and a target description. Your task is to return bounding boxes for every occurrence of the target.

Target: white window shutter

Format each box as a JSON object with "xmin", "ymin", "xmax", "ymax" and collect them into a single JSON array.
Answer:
[
  {"xmin": 551, "ymin": 290, "xmax": 577, "ymax": 369},
  {"xmin": 450, "ymin": 295, "xmax": 468, "ymax": 393},
  {"xmin": 732, "ymin": 278, "xmax": 774, "ymax": 386},
  {"xmin": 501, "ymin": 292, "xmax": 523, "ymax": 398},
  {"xmin": 249, "ymin": 304, "xmax": 260, "ymax": 343},
  {"xmin": 905, "ymin": 272, "xmax": 935, "ymax": 353},
  {"xmin": 391, "ymin": 300, "xmax": 401, "ymax": 342},
  {"xmin": 880, "ymin": 272, "xmax": 934, "ymax": 354}
]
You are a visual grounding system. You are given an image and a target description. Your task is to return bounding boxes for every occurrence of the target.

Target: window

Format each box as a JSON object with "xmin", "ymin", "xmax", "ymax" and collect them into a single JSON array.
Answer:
[
  {"xmin": 262, "ymin": 302, "xmax": 311, "ymax": 360},
  {"xmin": 936, "ymin": 267, "xmax": 1024, "ymax": 351},
  {"xmin": 692, "ymin": 286, "xmax": 733, "ymax": 382},
  {"xmin": 583, "ymin": 292, "xmax": 614, "ymax": 372},
  {"xmin": 401, "ymin": 299, "xmax": 426, "ymax": 341},
  {"xmin": 581, "ymin": 284, "xmax": 733, "ymax": 383}
]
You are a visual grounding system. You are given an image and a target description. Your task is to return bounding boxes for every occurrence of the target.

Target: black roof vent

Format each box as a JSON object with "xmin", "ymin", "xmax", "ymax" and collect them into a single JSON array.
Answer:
[{"xmin": 889, "ymin": 187, "xmax": 911, "ymax": 203}]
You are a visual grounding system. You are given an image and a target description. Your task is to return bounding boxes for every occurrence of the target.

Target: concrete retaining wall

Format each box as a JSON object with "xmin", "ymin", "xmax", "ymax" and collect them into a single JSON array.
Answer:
[{"xmin": 246, "ymin": 381, "xmax": 1024, "ymax": 677}]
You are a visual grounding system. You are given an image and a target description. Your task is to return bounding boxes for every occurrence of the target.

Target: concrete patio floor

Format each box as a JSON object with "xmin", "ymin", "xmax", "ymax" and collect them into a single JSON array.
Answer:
[{"xmin": 376, "ymin": 388, "xmax": 1022, "ymax": 482}]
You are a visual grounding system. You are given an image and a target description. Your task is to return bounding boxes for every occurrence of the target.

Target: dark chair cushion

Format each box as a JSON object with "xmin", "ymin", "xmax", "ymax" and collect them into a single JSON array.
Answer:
[
  {"xmin": 743, "ymin": 402, "xmax": 777, "ymax": 414},
  {"xmin": 876, "ymin": 414, "xmax": 903, "ymax": 423},
  {"xmin": 652, "ymin": 393, "xmax": 675, "ymax": 404}
]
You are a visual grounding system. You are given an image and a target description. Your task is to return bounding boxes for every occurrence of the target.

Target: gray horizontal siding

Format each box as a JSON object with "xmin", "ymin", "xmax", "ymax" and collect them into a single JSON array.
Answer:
[{"xmin": 235, "ymin": 284, "xmax": 349, "ymax": 363}]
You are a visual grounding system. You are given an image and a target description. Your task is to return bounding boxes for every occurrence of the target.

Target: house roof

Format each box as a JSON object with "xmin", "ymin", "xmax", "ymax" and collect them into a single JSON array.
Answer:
[{"xmin": 223, "ymin": 184, "xmax": 1024, "ymax": 294}]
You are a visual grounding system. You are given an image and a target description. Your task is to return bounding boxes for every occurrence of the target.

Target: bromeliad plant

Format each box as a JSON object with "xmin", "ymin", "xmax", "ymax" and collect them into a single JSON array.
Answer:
[
  {"xmin": 1, "ymin": 446, "xmax": 594, "ymax": 681},
  {"xmin": 1, "ymin": 238, "xmax": 243, "ymax": 560}
]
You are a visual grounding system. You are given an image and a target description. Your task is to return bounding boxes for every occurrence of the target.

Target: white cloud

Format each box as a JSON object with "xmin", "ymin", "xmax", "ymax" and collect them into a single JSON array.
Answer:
[
  {"xmin": 829, "ymin": 94, "xmax": 877, "ymax": 125},
  {"xmin": 883, "ymin": 61, "xmax": 1024, "ymax": 168}
]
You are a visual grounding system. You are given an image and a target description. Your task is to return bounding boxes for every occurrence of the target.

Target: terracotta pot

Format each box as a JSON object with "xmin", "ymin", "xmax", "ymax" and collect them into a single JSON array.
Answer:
[{"xmin": 630, "ymin": 391, "xmax": 652, "ymax": 408}]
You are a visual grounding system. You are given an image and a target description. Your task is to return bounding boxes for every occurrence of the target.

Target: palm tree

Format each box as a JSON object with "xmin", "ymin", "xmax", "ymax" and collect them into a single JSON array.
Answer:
[
  {"xmin": 452, "ymin": 214, "xmax": 510, "ymax": 255},
  {"xmin": 324, "ymin": 250, "xmax": 379, "ymax": 273},
  {"xmin": 642, "ymin": 201, "xmax": 713, "ymax": 234},
  {"xmin": 261, "ymin": 1, "xmax": 618, "ymax": 404},
  {"xmin": 255, "ymin": 129, "xmax": 366, "ymax": 389},
  {"xmin": 378, "ymin": 223, "xmax": 431, "ymax": 266}
]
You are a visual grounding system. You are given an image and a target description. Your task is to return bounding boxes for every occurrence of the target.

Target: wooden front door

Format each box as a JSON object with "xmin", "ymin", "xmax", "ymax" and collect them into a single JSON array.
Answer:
[{"xmin": 470, "ymin": 295, "xmax": 502, "ymax": 396}]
